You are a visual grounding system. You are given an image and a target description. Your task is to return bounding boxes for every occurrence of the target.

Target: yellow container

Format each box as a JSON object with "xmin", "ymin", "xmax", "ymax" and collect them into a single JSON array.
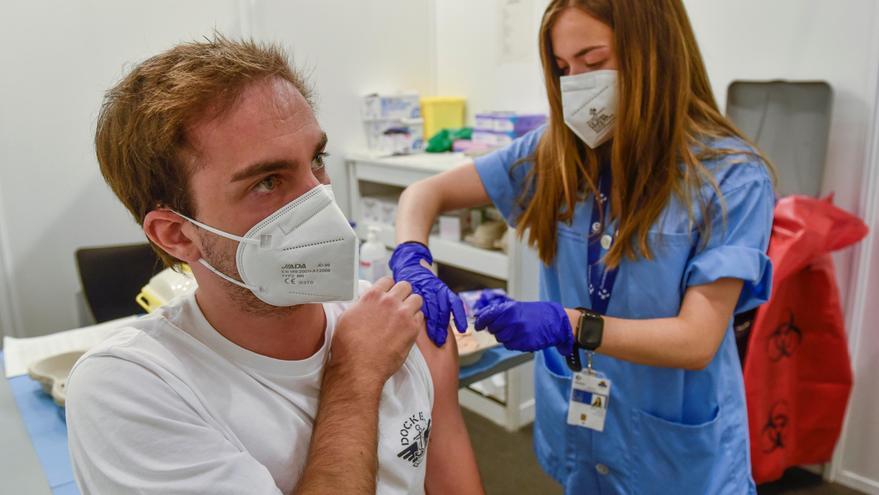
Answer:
[
  {"xmin": 135, "ymin": 264, "xmax": 196, "ymax": 313},
  {"xmin": 421, "ymin": 97, "xmax": 466, "ymax": 140}
]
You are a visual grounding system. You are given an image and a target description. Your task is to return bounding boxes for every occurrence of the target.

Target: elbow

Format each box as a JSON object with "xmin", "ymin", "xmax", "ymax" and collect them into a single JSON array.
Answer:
[
  {"xmin": 681, "ymin": 342, "xmax": 720, "ymax": 371},
  {"xmin": 399, "ymin": 180, "xmax": 432, "ymax": 209},
  {"xmin": 683, "ymin": 354, "xmax": 712, "ymax": 371}
]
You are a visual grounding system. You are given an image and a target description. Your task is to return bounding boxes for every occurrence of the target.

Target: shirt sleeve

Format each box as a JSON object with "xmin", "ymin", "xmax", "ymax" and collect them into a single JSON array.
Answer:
[
  {"xmin": 66, "ymin": 355, "xmax": 282, "ymax": 495},
  {"xmin": 682, "ymin": 165, "xmax": 776, "ymax": 314},
  {"xmin": 473, "ymin": 126, "xmax": 545, "ymax": 225}
]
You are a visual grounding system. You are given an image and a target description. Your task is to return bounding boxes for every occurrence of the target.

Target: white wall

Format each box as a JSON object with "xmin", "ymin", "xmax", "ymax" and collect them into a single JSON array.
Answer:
[
  {"xmin": 0, "ymin": 1, "xmax": 247, "ymax": 337},
  {"xmin": 0, "ymin": 0, "xmax": 435, "ymax": 339},
  {"xmin": 433, "ymin": 0, "xmax": 550, "ymax": 121},
  {"xmin": 249, "ymin": 0, "xmax": 435, "ymax": 213}
]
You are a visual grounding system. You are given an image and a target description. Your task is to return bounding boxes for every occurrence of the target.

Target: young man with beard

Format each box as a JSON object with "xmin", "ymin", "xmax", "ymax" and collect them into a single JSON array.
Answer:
[{"xmin": 66, "ymin": 36, "xmax": 483, "ymax": 495}]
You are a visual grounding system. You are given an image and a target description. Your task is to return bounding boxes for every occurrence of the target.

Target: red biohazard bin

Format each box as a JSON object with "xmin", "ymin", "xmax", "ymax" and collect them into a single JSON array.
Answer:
[{"xmin": 743, "ymin": 195, "xmax": 868, "ymax": 484}]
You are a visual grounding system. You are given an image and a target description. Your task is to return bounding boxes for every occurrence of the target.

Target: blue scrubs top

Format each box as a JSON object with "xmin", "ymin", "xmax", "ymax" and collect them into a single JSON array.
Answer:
[{"xmin": 475, "ymin": 126, "xmax": 774, "ymax": 494}]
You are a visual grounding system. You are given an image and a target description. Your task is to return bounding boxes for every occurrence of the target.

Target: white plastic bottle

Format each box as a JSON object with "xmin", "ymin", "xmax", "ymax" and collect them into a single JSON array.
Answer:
[{"xmin": 359, "ymin": 226, "xmax": 389, "ymax": 282}]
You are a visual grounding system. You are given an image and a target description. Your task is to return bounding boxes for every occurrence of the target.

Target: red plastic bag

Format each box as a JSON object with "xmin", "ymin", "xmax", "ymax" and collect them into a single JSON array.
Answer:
[{"xmin": 743, "ymin": 195, "xmax": 868, "ymax": 484}]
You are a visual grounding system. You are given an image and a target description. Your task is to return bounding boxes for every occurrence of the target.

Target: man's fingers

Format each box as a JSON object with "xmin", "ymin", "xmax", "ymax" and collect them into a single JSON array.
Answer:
[
  {"xmin": 388, "ymin": 280, "xmax": 413, "ymax": 300},
  {"xmin": 372, "ymin": 276, "xmax": 395, "ymax": 293},
  {"xmin": 403, "ymin": 293, "xmax": 424, "ymax": 315}
]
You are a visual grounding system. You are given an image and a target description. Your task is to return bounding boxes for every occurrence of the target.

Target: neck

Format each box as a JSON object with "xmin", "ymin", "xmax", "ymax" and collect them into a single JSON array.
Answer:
[{"xmin": 193, "ymin": 287, "xmax": 327, "ymax": 361}]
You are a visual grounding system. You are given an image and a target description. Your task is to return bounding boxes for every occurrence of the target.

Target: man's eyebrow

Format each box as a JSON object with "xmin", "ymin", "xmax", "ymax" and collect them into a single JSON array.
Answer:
[
  {"xmin": 230, "ymin": 132, "xmax": 328, "ymax": 183},
  {"xmin": 230, "ymin": 160, "xmax": 294, "ymax": 183}
]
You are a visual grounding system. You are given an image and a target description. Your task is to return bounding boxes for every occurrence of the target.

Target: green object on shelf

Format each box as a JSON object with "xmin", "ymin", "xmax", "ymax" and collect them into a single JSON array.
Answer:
[{"xmin": 425, "ymin": 127, "xmax": 473, "ymax": 153}]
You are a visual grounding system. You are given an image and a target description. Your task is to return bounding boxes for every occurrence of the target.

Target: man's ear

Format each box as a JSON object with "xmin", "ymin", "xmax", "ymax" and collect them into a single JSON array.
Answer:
[{"xmin": 143, "ymin": 209, "xmax": 202, "ymax": 264}]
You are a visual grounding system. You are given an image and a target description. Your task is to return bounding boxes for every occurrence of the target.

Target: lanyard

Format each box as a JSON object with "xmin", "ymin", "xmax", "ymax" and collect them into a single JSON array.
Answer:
[{"xmin": 587, "ymin": 173, "xmax": 618, "ymax": 315}]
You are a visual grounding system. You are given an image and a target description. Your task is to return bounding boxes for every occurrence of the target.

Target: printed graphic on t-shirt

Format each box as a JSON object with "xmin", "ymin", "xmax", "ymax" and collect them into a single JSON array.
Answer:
[{"xmin": 396, "ymin": 412, "xmax": 431, "ymax": 468}]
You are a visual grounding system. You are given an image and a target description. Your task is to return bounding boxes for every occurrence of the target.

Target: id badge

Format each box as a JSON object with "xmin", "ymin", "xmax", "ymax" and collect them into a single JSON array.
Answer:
[{"xmin": 567, "ymin": 369, "xmax": 612, "ymax": 432}]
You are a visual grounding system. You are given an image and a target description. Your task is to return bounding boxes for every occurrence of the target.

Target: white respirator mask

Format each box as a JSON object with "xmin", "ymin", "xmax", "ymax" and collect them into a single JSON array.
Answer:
[
  {"xmin": 175, "ymin": 184, "xmax": 359, "ymax": 306},
  {"xmin": 560, "ymin": 69, "xmax": 618, "ymax": 149}
]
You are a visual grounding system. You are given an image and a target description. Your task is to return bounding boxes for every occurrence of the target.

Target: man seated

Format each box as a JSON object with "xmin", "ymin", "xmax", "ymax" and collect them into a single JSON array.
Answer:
[{"xmin": 66, "ymin": 35, "xmax": 483, "ymax": 495}]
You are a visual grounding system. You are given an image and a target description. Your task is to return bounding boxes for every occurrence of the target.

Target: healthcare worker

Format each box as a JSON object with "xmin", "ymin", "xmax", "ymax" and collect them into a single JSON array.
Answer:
[{"xmin": 390, "ymin": 0, "xmax": 775, "ymax": 493}]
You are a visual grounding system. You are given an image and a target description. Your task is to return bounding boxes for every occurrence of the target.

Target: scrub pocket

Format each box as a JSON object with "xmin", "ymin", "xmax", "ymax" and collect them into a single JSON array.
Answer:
[
  {"xmin": 533, "ymin": 351, "xmax": 576, "ymax": 484},
  {"xmin": 631, "ymin": 405, "xmax": 722, "ymax": 494}
]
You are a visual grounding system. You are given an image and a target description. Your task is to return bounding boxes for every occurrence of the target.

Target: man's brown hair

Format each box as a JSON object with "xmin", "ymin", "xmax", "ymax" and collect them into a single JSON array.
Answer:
[{"xmin": 95, "ymin": 34, "xmax": 312, "ymax": 267}]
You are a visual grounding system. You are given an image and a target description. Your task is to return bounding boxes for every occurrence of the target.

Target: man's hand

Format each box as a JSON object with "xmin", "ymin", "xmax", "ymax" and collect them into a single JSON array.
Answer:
[
  {"xmin": 296, "ymin": 277, "xmax": 424, "ymax": 494},
  {"xmin": 330, "ymin": 277, "xmax": 424, "ymax": 390}
]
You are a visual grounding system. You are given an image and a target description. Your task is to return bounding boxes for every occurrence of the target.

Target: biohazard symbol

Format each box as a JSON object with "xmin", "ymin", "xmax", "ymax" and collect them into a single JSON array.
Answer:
[
  {"xmin": 761, "ymin": 401, "xmax": 790, "ymax": 453},
  {"xmin": 767, "ymin": 311, "xmax": 802, "ymax": 362}
]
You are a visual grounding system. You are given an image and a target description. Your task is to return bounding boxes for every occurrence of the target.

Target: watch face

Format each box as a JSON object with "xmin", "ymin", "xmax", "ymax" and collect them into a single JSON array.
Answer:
[{"xmin": 577, "ymin": 311, "xmax": 603, "ymax": 350}]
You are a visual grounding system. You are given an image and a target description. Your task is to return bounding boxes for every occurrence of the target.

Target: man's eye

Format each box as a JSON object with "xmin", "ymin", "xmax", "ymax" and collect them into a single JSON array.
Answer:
[
  {"xmin": 254, "ymin": 175, "xmax": 280, "ymax": 193},
  {"xmin": 313, "ymin": 151, "xmax": 330, "ymax": 170}
]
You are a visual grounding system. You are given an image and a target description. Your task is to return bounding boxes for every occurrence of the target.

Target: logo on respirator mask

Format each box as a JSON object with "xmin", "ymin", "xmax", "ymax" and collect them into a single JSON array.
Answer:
[
  {"xmin": 175, "ymin": 184, "xmax": 358, "ymax": 306},
  {"xmin": 561, "ymin": 70, "xmax": 618, "ymax": 148}
]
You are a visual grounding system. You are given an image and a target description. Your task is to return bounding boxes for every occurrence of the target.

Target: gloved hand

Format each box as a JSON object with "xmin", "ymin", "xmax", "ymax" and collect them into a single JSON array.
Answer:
[
  {"xmin": 389, "ymin": 242, "xmax": 467, "ymax": 347},
  {"xmin": 474, "ymin": 300, "xmax": 574, "ymax": 356},
  {"xmin": 472, "ymin": 290, "xmax": 511, "ymax": 313}
]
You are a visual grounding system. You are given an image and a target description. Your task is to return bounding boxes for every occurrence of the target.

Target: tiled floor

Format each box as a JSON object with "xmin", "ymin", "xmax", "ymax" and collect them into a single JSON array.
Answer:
[{"xmin": 462, "ymin": 409, "xmax": 864, "ymax": 495}]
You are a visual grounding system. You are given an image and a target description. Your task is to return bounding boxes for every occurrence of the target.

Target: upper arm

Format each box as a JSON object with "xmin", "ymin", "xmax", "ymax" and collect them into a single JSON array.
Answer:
[
  {"xmin": 678, "ymin": 162, "xmax": 775, "ymax": 363},
  {"xmin": 67, "ymin": 356, "xmax": 281, "ymax": 495},
  {"xmin": 425, "ymin": 162, "xmax": 492, "ymax": 213},
  {"xmin": 683, "ymin": 164, "xmax": 775, "ymax": 313},
  {"xmin": 415, "ymin": 329, "xmax": 483, "ymax": 494}
]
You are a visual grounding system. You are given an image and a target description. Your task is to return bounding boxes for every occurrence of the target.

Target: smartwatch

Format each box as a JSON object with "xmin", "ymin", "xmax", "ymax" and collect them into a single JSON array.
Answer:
[
  {"xmin": 575, "ymin": 307, "xmax": 604, "ymax": 351},
  {"xmin": 565, "ymin": 308, "xmax": 605, "ymax": 372}
]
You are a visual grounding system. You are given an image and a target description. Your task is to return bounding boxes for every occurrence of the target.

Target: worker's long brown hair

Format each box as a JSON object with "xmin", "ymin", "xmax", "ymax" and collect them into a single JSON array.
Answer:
[{"xmin": 519, "ymin": 0, "xmax": 772, "ymax": 267}]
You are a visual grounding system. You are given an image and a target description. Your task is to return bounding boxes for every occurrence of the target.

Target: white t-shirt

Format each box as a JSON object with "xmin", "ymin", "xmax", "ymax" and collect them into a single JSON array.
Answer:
[{"xmin": 66, "ymin": 287, "xmax": 434, "ymax": 495}]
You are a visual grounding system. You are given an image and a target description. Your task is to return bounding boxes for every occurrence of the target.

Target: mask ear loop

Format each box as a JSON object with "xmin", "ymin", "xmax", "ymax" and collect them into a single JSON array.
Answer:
[
  {"xmin": 197, "ymin": 259, "xmax": 262, "ymax": 292},
  {"xmin": 172, "ymin": 210, "xmax": 260, "ymax": 245},
  {"xmin": 171, "ymin": 210, "xmax": 266, "ymax": 293}
]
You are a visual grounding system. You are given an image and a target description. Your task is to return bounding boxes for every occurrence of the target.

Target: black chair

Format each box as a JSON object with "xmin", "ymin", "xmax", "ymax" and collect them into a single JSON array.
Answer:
[{"xmin": 75, "ymin": 243, "xmax": 165, "ymax": 323}]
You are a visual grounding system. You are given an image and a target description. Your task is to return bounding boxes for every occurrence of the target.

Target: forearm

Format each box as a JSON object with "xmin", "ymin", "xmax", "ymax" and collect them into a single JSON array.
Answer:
[
  {"xmin": 561, "ymin": 280, "xmax": 740, "ymax": 371},
  {"xmin": 563, "ymin": 309, "xmax": 725, "ymax": 371},
  {"xmin": 294, "ymin": 364, "xmax": 383, "ymax": 494},
  {"xmin": 396, "ymin": 181, "xmax": 442, "ymax": 244}
]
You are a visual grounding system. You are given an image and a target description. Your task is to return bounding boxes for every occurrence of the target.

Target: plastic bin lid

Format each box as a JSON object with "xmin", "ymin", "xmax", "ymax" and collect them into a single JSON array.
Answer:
[{"xmin": 726, "ymin": 80, "xmax": 832, "ymax": 197}]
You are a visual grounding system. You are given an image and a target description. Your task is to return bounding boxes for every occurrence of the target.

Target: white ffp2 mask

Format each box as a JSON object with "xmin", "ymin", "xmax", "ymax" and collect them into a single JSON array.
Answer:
[
  {"xmin": 561, "ymin": 69, "xmax": 618, "ymax": 149},
  {"xmin": 175, "ymin": 184, "xmax": 359, "ymax": 306}
]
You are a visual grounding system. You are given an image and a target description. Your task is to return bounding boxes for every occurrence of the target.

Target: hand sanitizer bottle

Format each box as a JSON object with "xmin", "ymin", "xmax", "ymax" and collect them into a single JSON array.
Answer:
[{"xmin": 359, "ymin": 226, "xmax": 389, "ymax": 283}]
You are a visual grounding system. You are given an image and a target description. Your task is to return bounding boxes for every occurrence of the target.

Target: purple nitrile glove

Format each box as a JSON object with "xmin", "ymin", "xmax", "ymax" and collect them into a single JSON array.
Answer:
[
  {"xmin": 474, "ymin": 300, "xmax": 574, "ymax": 356},
  {"xmin": 389, "ymin": 241, "xmax": 467, "ymax": 347},
  {"xmin": 472, "ymin": 290, "xmax": 512, "ymax": 313}
]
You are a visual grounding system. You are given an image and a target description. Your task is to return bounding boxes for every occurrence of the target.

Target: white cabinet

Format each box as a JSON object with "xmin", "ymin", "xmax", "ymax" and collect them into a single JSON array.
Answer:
[{"xmin": 345, "ymin": 151, "xmax": 540, "ymax": 430}]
